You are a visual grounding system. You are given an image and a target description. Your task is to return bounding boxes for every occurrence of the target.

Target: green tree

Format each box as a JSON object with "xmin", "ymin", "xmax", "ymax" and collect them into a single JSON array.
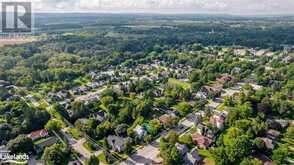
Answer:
[
  {"xmin": 189, "ymin": 70, "xmax": 201, "ymax": 82},
  {"xmin": 115, "ymin": 124, "xmax": 128, "ymax": 137},
  {"xmin": 42, "ymin": 144, "xmax": 68, "ymax": 165},
  {"xmin": 178, "ymin": 134, "xmax": 193, "ymax": 147},
  {"xmin": 159, "ymin": 137, "xmax": 182, "ymax": 165},
  {"xmin": 212, "ymin": 147, "xmax": 229, "ymax": 165},
  {"xmin": 101, "ymin": 96, "xmax": 114, "ymax": 109},
  {"xmin": 149, "ymin": 119, "xmax": 162, "ymax": 136},
  {"xmin": 0, "ymin": 87, "xmax": 9, "ymax": 100},
  {"xmin": 7, "ymin": 135, "xmax": 34, "ymax": 154},
  {"xmin": 240, "ymin": 158, "xmax": 262, "ymax": 165},
  {"xmin": 285, "ymin": 125, "xmax": 294, "ymax": 139},
  {"xmin": 45, "ymin": 120, "xmax": 62, "ymax": 132},
  {"xmin": 175, "ymin": 102, "xmax": 192, "ymax": 117},
  {"xmin": 225, "ymin": 135, "xmax": 252, "ymax": 163},
  {"xmin": 70, "ymin": 101, "xmax": 90, "ymax": 121},
  {"xmin": 272, "ymin": 145, "xmax": 289, "ymax": 165},
  {"xmin": 86, "ymin": 155, "xmax": 100, "ymax": 165}
]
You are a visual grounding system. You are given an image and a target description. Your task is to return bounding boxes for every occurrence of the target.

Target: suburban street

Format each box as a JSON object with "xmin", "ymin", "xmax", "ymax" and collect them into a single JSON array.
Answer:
[{"xmin": 120, "ymin": 114, "xmax": 195, "ymax": 165}]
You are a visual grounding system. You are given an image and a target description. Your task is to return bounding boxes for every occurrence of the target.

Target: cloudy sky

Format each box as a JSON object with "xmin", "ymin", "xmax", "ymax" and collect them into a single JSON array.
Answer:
[{"xmin": 31, "ymin": 0, "xmax": 294, "ymax": 15}]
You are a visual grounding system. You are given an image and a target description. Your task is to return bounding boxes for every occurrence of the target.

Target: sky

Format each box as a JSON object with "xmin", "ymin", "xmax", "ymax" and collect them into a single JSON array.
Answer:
[{"xmin": 31, "ymin": 0, "xmax": 294, "ymax": 15}]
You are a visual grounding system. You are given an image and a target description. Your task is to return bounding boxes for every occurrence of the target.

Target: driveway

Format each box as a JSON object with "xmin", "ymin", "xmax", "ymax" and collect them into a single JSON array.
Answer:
[
  {"xmin": 72, "ymin": 138, "xmax": 92, "ymax": 159},
  {"xmin": 61, "ymin": 128, "xmax": 77, "ymax": 145}
]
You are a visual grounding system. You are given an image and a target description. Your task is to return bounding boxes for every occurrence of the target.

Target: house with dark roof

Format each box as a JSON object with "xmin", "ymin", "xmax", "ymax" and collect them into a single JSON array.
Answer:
[
  {"xmin": 0, "ymin": 80, "xmax": 10, "ymax": 88},
  {"xmin": 266, "ymin": 119, "xmax": 282, "ymax": 130},
  {"xmin": 260, "ymin": 138, "xmax": 274, "ymax": 150},
  {"xmin": 93, "ymin": 111, "xmax": 106, "ymax": 124},
  {"xmin": 185, "ymin": 148, "xmax": 202, "ymax": 165},
  {"xmin": 196, "ymin": 123, "xmax": 215, "ymax": 139},
  {"xmin": 107, "ymin": 136, "xmax": 127, "ymax": 152},
  {"xmin": 175, "ymin": 143, "xmax": 189, "ymax": 156},
  {"xmin": 253, "ymin": 153, "xmax": 274, "ymax": 165},
  {"xmin": 267, "ymin": 129, "xmax": 280, "ymax": 140},
  {"xmin": 275, "ymin": 119, "xmax": 289, "ymax": 129}
]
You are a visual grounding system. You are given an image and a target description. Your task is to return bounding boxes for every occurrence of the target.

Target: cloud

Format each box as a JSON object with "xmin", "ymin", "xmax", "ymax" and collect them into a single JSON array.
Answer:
[{"xmin": 31, "ymin": 0, "xmax": 294, "ymax": 15}]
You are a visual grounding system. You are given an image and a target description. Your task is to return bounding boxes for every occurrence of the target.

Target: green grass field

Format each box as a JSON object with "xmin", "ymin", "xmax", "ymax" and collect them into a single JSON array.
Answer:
[{"xmin": 168, "ymin": 78, "xmax": 191, "ymax": 90}]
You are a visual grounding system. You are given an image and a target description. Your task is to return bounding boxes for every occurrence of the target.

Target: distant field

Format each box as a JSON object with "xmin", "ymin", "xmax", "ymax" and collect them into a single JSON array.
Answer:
[
  {"xmin": 0, "ymin": 37, "xmax": 37, "ymax": 47},
  {"xmin": 168, "ymin": 78, "xmax": 191, "ymax": 90}
]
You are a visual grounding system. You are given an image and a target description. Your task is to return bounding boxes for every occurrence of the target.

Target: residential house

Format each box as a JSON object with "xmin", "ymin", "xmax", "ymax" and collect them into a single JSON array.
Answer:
[
  {"xmin": 107, "ymin": 136, "xmax": 127, "ymax": 152},
  {"xmin": 191, "ymin": 133, "xmax": 213, "ymax": 149},
  {"xmin": 93, "ymin": 111, "xmax": 106, "ymax": 124},
  {"xmin": 201, "ymin": 84, "xmax": 222, "ymax": 98},
  {"xmin": 216, "ymin": 75, "xmax": 233, "ymax": 84},
  {"xmin": 60, "ymin": 99, "xmax": 71, "ymax": 110},
  {"xmin": 27, "ymin": 129, "xmax": 49, "ymax": 141},
  {"xmin": 196, "ymin": 91, "xmax": 207, "ymax": 101},
  {"xmin": 6, "ymin": 95, "xmax": 21, "ymax": 101},
  {"xmin": 282, "ymin": 55, "xmax": 293, "ymax": 64},
  {"xmin": 117, "ymin": 82, "xmax": 131, "ymax": 94},
  {"xmin": 196, "ymin": 123, "xmax": 215, "ymax": 139},
  {"xmin": 231, "ymin": 67, "xmax": 242, "ymax": 75},
  {"xmin": 86, "ymin": 82, "xmax": 99, "ymax": 89},
  {"xmin": 234, "ymin": 49, "xmax": 247, "ymax": 56},
  {"xmin": 194, "ymin": 113, "xmax": 203, "ymax": 126},
  {"xmin": 159, "ymin": 114, "xmax": 173, "ymax": 128},
  {"xmin": 210, "ymin": 113, "xmax": 226, "ymax": 130},
  {"xmin": 134, "ymin": 125, "xmax": 147, "ymax": 140},
  {"xmin": 68, "ymin": 160, "xmax": 82, "ymax": 165},
  {"xmin": 185, "ymin": 148, "xmax": 202, "ymax": 165},
  {"xmin": 267, "ymin": 129, "xmax": 280, "ymax": 140},
  {"xmin": 0, "ymin": 80, "xmax": 10, "ymax": 88},
  {"xmin": 253, "ymin": 153, "xmax": 274, "ymax": 165},
  {"xmin": 260, "ymin": 138, "xmax": 274, "ymax": 150},
  {"xmin": 266, "ymin": 119, "xmax": 282, "ymax": 130},
  {"xmin": 71, "ymin": 86, "xmax": 88, "ymax": 95},
  {"xmin": 275, "ymin": 120, "xmax": 289, "ymax": 129},
  {"xmin": 89, "ymin": 72, "xmax": 97, "ymax": 79},
  {"xmin": 154, "ymin": 87, "xmax": 164, "ymax": 97},
  {"xmin": 175, "ymin": 143, "xmax": 189, "ymax": 156}
]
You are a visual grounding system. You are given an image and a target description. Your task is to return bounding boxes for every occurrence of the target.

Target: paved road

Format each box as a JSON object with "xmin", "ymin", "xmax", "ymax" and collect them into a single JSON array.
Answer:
[
  {"xmin": 120, "ymin": 114, "xmax": 195, "ymax": 165},
  {"xmin": 72, "ymin": 138, "xmax": 92, "ymax": 159},
  {"xmin": 61, "ymin": 128, "xmax": 77, "ymax": 145}
]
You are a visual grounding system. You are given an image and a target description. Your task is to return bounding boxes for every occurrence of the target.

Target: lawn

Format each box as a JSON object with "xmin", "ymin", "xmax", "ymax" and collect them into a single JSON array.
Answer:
[
  {"xmin": 34, "ymin": 137, "xmax": 52, "ymax": 145},
  {"xmin": 82, "ymin": 141, "xmax": 95, "ymax": 153},
  {"xmin": 98, "ymin": 152, "xmax": 108, "ymax": 164},
  {"xmin": 68, "ymin": 128, "xmax": 82, "ymax": 140},
  {"xmin": 168, "ymin": 78, "xmax": 191, "ymax": 90}
]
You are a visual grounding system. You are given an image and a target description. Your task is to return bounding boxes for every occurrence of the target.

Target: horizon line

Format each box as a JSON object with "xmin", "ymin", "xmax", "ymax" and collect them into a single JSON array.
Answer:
[{"xmin": 32, "ymin": 10, "xmax": 294, "ymax": 17}]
